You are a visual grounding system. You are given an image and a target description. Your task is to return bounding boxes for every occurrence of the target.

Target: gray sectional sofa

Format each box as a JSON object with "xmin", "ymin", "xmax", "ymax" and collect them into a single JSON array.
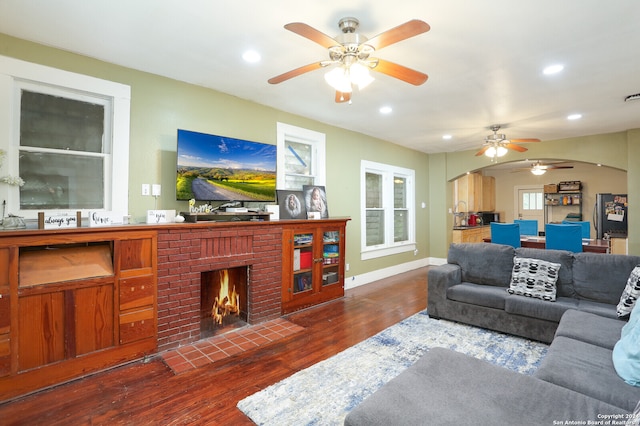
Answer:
[
  {"xmin": 427, "ymin": 242, "xmax": 640, "ymax": 343},
  {"xmin": 344, "ymin": 243, "xmax": 640, "ymax": 425}
]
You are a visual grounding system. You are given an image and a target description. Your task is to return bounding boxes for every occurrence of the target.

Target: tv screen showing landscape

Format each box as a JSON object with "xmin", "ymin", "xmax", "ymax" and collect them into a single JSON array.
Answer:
[{"xmin": 176, "ymin": 129, "xmax": 277, "ymax": 202}]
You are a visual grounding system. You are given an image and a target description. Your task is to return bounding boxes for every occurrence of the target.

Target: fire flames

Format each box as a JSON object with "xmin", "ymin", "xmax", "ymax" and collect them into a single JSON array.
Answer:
[{"xmin": 211, "ymin": 269, "xmax": 240, "ymax": 325}]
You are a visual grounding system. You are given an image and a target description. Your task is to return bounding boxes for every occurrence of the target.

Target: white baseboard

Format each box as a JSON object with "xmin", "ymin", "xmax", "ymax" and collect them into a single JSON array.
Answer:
[{"xmin": 344, "ymin": 256, "xmax": 447, "ymax": 290}]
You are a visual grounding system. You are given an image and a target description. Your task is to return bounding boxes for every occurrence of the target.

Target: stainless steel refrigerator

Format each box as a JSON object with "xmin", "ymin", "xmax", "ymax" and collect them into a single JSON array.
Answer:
[{"xmin": 593, "ymin": 193, "xmax": 628, "ymax": 239}]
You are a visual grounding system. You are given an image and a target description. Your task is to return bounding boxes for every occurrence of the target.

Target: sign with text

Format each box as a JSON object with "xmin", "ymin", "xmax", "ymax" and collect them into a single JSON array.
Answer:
[
  {"xmin": 88, "ymin": 211, "xmax": 124, "ymax": 227},
  {"xmin": 38, "ymin": 211, "xmax": 81, "ymax": 229},
  {"xmin": 146, "ymin": 209, "xmax": 176, "ymax": 224}
]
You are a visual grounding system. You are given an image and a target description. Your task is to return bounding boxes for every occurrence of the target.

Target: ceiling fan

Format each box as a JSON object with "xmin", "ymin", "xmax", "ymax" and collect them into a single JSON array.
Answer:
[
  {"xmin": 268, "ymin": 17, "xmax": 430, "ymax": 103},
  {"xmin": 522, "ymin": 161, "xmax": 574, "ymax": 175},
  {"xmin": 475, "ymin": 125, "xmax": 541, "ymax": 159}
]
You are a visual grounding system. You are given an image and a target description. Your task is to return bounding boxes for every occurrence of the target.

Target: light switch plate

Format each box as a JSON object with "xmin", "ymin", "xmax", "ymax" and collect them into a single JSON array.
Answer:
[{"xmin": 141, "ymin": 184, "xmax": 150, "ymax": 196}]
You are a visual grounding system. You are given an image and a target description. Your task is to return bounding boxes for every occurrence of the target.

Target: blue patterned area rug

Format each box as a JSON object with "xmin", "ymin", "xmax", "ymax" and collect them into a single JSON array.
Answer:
[{"xmin": 237, "ymin": 310, "xmax": 548, "ymax": 425}]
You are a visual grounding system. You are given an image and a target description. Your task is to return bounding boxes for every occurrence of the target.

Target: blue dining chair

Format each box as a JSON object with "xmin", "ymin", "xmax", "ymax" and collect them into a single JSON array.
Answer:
[
  {"xmin": 490, "ymin": 222, "xmax": 521, "ymax": 248},
  {"xmin": 545, "ymin": 223, "xmax": 583, "ymax": 252},
  {"xmin": 514, "ymin": 219, "xmax": 538, "ymax": 236},
  {"xmin": 562, "ymin": 220, "xmax": 591, "ymax": 239}
]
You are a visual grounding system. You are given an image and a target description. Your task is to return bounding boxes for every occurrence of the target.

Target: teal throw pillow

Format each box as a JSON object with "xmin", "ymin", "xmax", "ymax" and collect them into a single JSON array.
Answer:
[{"xmin": 613, "ymin": 299, "xmax": 640, "ymax": 387}]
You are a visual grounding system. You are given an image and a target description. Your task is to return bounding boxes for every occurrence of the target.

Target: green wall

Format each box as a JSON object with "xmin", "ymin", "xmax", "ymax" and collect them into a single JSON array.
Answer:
[
  {"xmin": 0, "ymin": 33, "xmax": 430, "ymax": 279},
  {"xmin": 1, "ymin": 31, "xmax": 638, "ymax": 283}
]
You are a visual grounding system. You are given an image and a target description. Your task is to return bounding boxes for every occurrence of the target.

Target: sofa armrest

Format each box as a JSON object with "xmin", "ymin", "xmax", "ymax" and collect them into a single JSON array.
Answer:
[{"xmin": 427, "ymin": 263, "xmax": 461, "ymax": 318}]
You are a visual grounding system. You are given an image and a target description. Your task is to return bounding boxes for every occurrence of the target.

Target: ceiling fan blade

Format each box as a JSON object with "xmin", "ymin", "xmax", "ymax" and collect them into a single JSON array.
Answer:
[
  {"xmin": 268, "ymin": 62, "xmax": 324, "ymax": 84},
  {"xmin": 510, "ymin": 138, "xmax": 541, "ymax": 143},
  {"xmin": 475, "ymin": 146, "xmax": 490, "ymax": 156},
  {"xmin": 372, "ymin": 59, "xmax": 428, "ymax": 85},
  {"xmin": 547, "ymin": 165, "xmax": 574, "ymax": 170},
  {"xmin": 335, "ymin": 91, "xmax": 351, "ymax": 103},
  {"xmin": 284, "ymin": 22, "xmax": 338, "ymax": 49},
  {"xmin": 366, "ymin": 20, "xmax": 431, "ymax": 50},
  {"xmin": 505, "ymin": 143, "xmax": 528, "ymax": 153}
]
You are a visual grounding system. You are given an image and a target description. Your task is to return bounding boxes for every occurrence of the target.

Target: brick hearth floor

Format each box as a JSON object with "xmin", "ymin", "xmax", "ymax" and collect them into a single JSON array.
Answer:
[{"xmin": 161, "ymin": 318, "xmax": 304, "ymax": 374}]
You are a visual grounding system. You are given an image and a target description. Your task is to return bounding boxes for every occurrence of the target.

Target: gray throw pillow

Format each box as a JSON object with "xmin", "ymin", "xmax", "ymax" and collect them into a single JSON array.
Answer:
[
  {"xmin": 617, "ymin": 266, "xmax": 640, "ymax": 318},
  {"xmin": 507, "ymin": 257, "xmax": 561, "ymax": 302}
]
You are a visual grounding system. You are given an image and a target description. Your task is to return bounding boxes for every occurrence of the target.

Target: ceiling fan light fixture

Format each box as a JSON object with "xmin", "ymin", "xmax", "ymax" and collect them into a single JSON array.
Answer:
[
  {"xmin": 324, "ymin": 67, "xmax": 353, "ymax": 93},
  {"xmin": 531, "ymin": 167, "xmax": 546, "ymax": 176},
  {"xmin": 349, "ymin": 62, "xmax": 374, "ymax": 90}
]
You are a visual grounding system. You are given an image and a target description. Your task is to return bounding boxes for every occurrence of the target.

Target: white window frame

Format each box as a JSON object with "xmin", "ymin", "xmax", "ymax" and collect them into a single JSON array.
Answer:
[
  {"xmin": 276, "ymin": 122, "xmax": 325, "ymax": 190},
  {"xmin": 0, "ymin": 55, "xmax": 130, "ymax": 220},
  {"xmin": 360, "ymin": 160, "xmax": 416, "ymax": 260}
]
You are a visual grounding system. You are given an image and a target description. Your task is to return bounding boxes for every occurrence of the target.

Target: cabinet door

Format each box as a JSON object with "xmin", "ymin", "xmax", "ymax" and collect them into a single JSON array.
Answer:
[
  {"xmin": 319, "ymin": 229, "xmax": 343, "ymax": 293},
  {"xmin": 18, "ymin": 283, "xmax": 115, "ymax": 371}
]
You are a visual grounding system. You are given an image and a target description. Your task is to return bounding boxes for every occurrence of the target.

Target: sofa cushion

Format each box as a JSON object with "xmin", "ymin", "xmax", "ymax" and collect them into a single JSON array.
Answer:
[
  {"xmin": 613, "ymin": 301, "xmax": 640, "ymax": 387},
  {"xmin": 617, "ymin": 266, "xmax": 640, "ymax": 318},
  {"xmin": 344, "ymin": 347, "xmax": 628, "ymax": 426},
  {"xmin": 505, "ymin": 296, "xmax": 578, "ymax": 322},
  {"xmin": 447, "ymin": 243, "xmax": 514, "ymax": 287},
  {"xmin": 535, "ymin": 336, "xmax": 640, "ymax": 411},
  {"xmin": 447, "ymin": 283, "xmax": 509, "ymax": 310},
  {"xmin": 555, "ymin": 309, "xmax": 625, "ymax": 350},
  {"xmin": 508, "ymin": 257, "xmax": 561, "ymax": 301},
  {"xmin": 576, "ymin": 299, "xmax": 619, "ymax": 319},
  {"xmin": 573, "ymin": 253, "xmax": 640, "ymax": 304},
  {"xmin": 515, "ymin": 247, "xmax": 575, "ymax": 297}
]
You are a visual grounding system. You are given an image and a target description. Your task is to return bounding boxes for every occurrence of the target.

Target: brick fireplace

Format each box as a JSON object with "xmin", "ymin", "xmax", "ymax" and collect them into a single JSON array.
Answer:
[{"xmin": 156, "ymin": 224, "xmax": 283, "ymax": 352}]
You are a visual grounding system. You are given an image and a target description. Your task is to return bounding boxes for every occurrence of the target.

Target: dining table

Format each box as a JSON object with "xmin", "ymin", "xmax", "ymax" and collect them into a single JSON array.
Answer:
[{"xmin": 482, "ymin": 236, "xmax": 609, "ymax": 253}]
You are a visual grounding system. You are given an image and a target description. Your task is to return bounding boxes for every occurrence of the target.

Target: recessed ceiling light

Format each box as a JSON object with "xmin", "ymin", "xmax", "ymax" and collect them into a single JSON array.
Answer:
[
  {"xmin": 442, "ymin": 134, "xmax": 452, "ymax": 140},
  {"xmin": 379, "ymin": 106, "xmax": 393, "ymax": 114},
  {"xmin": 567, "ymin": 113, "xmax": 582, "ymax": 120},
  {"xmin": 242, "ymin": 50, "xmax": 261, "ymax": 63},
  {"xmin": 543, "ymin": 64, "xmax": 564, "ymax": 75}
]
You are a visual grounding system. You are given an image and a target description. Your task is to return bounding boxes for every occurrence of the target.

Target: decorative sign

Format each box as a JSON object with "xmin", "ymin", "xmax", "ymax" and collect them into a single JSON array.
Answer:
[
  {"xmin": 88, "ymin": 211, "xmax": 124, "ymax": 227},
  {"xmin": 146, "ymin": 209, "xmax": 176, "ymax": 224},
  {"xmin": 38, "ymin": 211, "xmax": 81, "ymax": 229}
]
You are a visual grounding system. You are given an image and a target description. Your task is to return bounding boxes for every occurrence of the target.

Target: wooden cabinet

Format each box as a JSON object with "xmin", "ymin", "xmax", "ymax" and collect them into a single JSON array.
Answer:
[
  {"xmin": 453, "ymin": 173, "xmax": 495, "ymax": 212},
  {"xmin": 0, "ymin": 229, "xmax": 157, "ymax": 401},
  {"xmin": 481, "ymin": 176, "xmax": 495, "ymax": 212},
  {"xmin": 282, "ymin": 220, "xmax": 347, "ymax": 314},
  {"xmin": 610, "ymin": 238, "xmax": 628, "ymax": 255},
  {"xmin": 452, "ymin": 226, "xmax": 491, "ymax": 243}
]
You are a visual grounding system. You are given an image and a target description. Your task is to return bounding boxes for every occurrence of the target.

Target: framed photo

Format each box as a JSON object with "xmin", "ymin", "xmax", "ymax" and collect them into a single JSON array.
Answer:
[
  {"xmin": 303, "ymin": 185, "xmax": 329, "ymax": 218},
  {"xmin": 277, "ymin": 190, "xmax": 307, "ymax": 220}
]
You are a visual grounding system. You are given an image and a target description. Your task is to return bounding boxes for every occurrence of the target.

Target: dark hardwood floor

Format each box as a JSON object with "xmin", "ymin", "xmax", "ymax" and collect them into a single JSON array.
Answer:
[{"xmin": 0, "ymin": 267, "xmax": 428, "ymax": 425}]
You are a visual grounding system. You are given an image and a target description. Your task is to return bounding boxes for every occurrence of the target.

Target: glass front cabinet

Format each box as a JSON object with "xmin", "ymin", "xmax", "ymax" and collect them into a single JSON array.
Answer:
[{"xmin": 281, "ymin": 219, "xmax": 347, "ymax": 314}]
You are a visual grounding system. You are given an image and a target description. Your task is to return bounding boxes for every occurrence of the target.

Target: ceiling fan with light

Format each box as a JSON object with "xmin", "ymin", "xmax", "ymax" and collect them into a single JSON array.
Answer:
[
  {"xmin": 268, "ymin": 17, "xmax": 430, "ymax": 102},
  {"xmin": 521, "ymin": 161, "xmax": 574, "ymax": 175},
  {"xmin": 475, "ymin": 125, "xmax": 541, "ymax": 159}
]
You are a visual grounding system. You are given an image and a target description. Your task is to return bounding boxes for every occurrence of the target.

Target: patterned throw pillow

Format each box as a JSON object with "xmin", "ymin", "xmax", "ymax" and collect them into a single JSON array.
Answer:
[
  {"xmin": 507, "ymin": 257, "xmax": 561, "ymax": 302},
  {"xmin": 617, "ymin": 266, "xmax": 640, "ymax": 318}
]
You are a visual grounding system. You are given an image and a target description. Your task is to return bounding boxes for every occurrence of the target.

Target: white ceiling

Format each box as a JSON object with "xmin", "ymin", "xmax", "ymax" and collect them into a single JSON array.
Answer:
[{"xmin": 1, "ymin": 0, "xmax": 639, "ymax": 155}]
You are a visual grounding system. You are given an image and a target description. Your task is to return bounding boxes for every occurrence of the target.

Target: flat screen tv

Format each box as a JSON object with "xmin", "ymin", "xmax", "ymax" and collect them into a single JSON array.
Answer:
[{"xmin": 176, "ymin": 129, "xmax": 277, "ymax": 202}]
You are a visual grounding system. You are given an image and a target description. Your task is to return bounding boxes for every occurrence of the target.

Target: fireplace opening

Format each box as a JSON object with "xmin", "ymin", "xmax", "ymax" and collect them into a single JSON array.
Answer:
[{"xmin": 200, "ymin": 267, "xmax": 248, "ymax": 338}]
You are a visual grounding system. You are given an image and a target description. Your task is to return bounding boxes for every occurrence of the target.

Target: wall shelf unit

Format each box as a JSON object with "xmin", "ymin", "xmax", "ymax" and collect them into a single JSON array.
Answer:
[{"xmin": 544, "ymin": 192, "xmax": 583, "ymax": 224}]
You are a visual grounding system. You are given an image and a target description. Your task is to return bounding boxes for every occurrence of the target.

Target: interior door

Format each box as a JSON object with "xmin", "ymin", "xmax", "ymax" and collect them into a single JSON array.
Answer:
[{"xmin": 515, "ymin": 186, "xmax": 544, "ymax": 233}]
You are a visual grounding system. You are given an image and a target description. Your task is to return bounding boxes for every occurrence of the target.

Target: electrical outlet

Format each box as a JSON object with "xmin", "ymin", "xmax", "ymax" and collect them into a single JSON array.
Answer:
[
  {"xmin": 345, "ymin": 263, "xmax": 350, "ymax": 271},
  {"xmin": 141, "ymin": 184, "xmax": 150, "ymax": 196},
  {"xmin": 152, "ymin": 184, "xmax": 161, "ymax": 196}
]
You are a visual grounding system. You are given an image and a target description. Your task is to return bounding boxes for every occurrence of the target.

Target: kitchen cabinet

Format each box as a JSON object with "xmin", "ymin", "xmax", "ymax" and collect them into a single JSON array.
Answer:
[
  {"xmin": 281, "ymin": 220, "xmax": 347, "ymax": 314},
  {"xmin": 0, "ymin": 228, "xmax": 157, "ymax": 401},
  {"xmin": 544, "ymin": 192, "xmax": 582, "ymax": 223},
  {"xmin": 610, "ymin": 238, "xmax": 627, "ymax": 255},
  {"xmin": 452, "ymin": 226, "xmax": 491, "ymax": 243},
  {"xmin": 453, "ymin": 173, "xmax": 495, "ymax": 212}
]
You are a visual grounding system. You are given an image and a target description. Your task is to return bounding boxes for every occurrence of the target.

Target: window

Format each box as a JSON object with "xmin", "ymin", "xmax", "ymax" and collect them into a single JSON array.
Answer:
[
  {"xmin": 0, "ymin": 55, "xmax": 130, "ymax": 219},
  {"xmin": 521, "ymin": 191, "xmax": 544, "ymax": 211},
  {"xmin": 361, "ymin": 160, "xmax": 415, "ymax": 260},
  {"xmin": 276, "ymin": 122, "xmax": 325, "ymax": 190}
]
